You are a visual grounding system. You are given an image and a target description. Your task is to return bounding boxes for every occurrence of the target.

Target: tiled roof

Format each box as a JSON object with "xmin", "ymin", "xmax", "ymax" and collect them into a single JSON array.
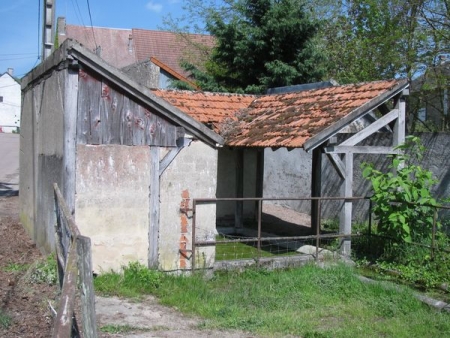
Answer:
[
  {"xmin": 227, "ymin": 79, "xmax": 407, "ymax": 148},
  {"xmin": 59, "ymin": 25, "xmax": 136, "ymax": 69},
  {"xmin": 133, "ymin": 29, "xmax": 214, "ymax": 78},
  {"xmin": 153, "ymin": 79, "xmax": 408, "ymax": 149},
  {"xmin": 59, "ymin": 21, "xmax": 214, "ymax": 80},
  {"xmin": 151, "ymin": 89, "xmax": 256, "ymax": 131}
]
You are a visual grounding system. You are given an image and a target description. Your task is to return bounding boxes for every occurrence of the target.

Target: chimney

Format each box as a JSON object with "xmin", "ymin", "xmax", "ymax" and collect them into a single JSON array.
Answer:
[
  {"xmin": 128, "ymin": 34, "xmax": 133, "ymax": 54},
  {"xmin": 57, "ymin": 17, "xmax": 66, "ymax": 35},
  {"xmin": 7, "ymin": 68, "xmax": 13, "ymax": 76}
]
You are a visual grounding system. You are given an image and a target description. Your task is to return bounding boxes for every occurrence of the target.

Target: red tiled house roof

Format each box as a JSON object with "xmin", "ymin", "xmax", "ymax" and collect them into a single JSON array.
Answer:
[
  {"xmin": 153, "ymin": 79, "xmax": 408, "ymax": 149},
  {"xmin": 133, "ymin": 29, "xmax": 214, "ymax": 78},
  {"xmin": 57, "ymin": 19, "xmax": 214, "ymax": 80}
]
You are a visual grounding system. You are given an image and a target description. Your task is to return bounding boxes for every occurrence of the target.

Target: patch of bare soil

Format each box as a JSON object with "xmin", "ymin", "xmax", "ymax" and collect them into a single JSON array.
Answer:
[{"xmin": 0, "ymin": 196, "xmax": 57, "ymax": 338}]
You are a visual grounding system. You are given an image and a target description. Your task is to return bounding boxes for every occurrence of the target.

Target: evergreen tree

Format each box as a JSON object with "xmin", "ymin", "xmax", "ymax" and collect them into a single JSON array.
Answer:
[{"xmin": 169, "ymin": 0, "xmax": 326, "ymax": 94}]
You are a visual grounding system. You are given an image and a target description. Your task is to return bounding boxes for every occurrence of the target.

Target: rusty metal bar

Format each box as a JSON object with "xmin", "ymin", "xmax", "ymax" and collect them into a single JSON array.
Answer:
[
  {"xmin": 432, "ymin": 207, "xmax": 437, "ymax": 260},
  {"xmin": 191, "ymin": 199, "xmax": 197, "ymax": 272},
  {"xmin": 257, "ymin": 199, "xmax": 262, "ymax": 267},
  {"xmin": 315, "ymin": 199, "xmax": 321, "ymax": 262}
]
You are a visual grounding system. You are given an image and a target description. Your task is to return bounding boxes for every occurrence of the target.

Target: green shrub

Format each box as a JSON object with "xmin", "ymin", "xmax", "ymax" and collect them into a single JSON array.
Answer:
[{"xmin": 30, "ymin": 255, "xmax": 57, "ymax": 285}]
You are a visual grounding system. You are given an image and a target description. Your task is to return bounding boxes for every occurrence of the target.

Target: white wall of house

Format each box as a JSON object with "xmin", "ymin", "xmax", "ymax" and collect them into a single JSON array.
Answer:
[
  {"xmin": 159, "ymin": 140, "xmax": 218, "ymax": 272},
  {"xmin": 0, "ymin": 72, "xmax": 20, "ymax": 133},
  {"xmin": 75, "ymin": 144, "xmax": 151, "ymax": 272}
]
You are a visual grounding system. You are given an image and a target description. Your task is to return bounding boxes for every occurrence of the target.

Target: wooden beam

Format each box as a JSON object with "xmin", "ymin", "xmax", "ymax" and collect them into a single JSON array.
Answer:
[
  {"xmin": 148, "ymin": 147, "xmax": 160, "ymax": 268},
  {"xmin": 340, "ymin": 109, "xmax": 399, "ymax": 146},
  {"xmin": 325, "ymin": 146, "xmax": 400, "ymax": 155},
  {"xmin": 311, "ymin": 147, "xmax": 322, "ymax": 235},
  {"xmin": 255, "ymin": 149, "xmax": 264, "ymax": 218},
  {"xmin": 339, "ymin": 153, "xmax": 353, "ymax": 256},
  {"xmin": 62, "ymin": 67, "xmax": 78, "ymax": 215},
  {"xmin": 326, "ymin": 153, "xmax": 345, "ymax": 179},
  {"xmin": 159, "ymin": 138, "xmax": 192, "ymax": 177},
  {"xmin": 394, "ymin": 99, "xmax": 406, "ymax": 147}
]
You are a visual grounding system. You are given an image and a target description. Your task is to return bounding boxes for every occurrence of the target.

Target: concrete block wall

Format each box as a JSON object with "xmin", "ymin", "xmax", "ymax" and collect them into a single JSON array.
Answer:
[{"xmin": 159, "ymin": 140, "xmax": 218, "ymax": 271}]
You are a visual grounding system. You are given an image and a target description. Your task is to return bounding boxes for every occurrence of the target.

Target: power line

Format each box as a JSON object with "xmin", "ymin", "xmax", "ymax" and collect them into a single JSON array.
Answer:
[{"xmin": 86, "ymin": 0, "xmax": 98, "ymax": 50}]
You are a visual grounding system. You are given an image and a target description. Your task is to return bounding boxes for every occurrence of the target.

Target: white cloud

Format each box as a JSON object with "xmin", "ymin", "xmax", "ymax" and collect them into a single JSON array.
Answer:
[{"xmin": 146, "ymin": 1, "xmax": 163, "ymax": 13}]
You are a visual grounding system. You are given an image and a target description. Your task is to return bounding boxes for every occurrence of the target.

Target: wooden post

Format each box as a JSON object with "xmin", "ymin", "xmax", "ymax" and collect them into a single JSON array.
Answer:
[
  {"xmin": 235, "ymin": 149, "xmax": 244, "ymax": 229},
  {"xmin": 149, "ymin": 147, "xmax": 160, "ymax": 268},
  {"xmin": 42, "ymin": 0, "xmax": 55, "ymax": 60},
  {"xmin": 339, "ymin": 152, "xmax": 353, "ymax": 256},
  {"xmin": 311, "ymin": 147, "xmax": 322, "ymax": 235},
  {"xmin": 255, "ymin": 149, "xmax": 264, "ymax": 219},
  {"xmin": 394, "ymin": 99, "xmax": 406, "ymax": 147},
  {"xmin": 77, "ymin": 236, "xmax": 98, "ymax": 338},
  {"xmin": 63, "ymin": 67, "xmax": 78, "ymax": 215}
]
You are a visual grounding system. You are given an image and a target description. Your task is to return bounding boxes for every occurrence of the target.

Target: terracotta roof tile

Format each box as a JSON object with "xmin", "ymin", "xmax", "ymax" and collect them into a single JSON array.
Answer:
[
  {"xmin": 227, "ymin": 79, "xmax": 406, "ymax": 148},
  {"xmin": 151, "ymin": 89, "xmax": 256, "ymax": 131}
]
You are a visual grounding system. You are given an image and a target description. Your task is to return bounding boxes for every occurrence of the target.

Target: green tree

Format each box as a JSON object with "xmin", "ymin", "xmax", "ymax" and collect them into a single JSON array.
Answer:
[{"xmin": 166, "ymin": 0, "xmax": 326, "ymax": 93}]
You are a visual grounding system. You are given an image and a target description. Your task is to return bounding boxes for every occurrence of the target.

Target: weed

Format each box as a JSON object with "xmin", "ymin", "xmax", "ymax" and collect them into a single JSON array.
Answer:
[
  {"xmin": 30, "ymin": 255, "xmax": 57, "ymax": 285},
  {"xmin": 3, "ymin": 262, "xmax": 29, "ymax": 273},
  {"xmin": 0, "ymin": 309, "xmax": 11, "ymax": 329}
]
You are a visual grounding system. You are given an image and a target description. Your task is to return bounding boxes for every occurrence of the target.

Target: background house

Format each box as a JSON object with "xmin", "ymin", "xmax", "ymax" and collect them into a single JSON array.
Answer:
[
  {"xmin": 56, "ymin": 17, "xmax": 212, "ymax": 89},
  {"xmin": 409, "ymin": 59, "xmax": 450, "ymax": 132},
  {"xmin": 0, "ymin": 69, "xmax": 20, "ymax": 133}
]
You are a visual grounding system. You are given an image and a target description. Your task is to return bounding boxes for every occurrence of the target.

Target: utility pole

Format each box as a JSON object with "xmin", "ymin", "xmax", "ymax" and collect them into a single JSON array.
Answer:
[{"xmin": 42, "ymin": 0, "xmax": 55, "ymax": 60}]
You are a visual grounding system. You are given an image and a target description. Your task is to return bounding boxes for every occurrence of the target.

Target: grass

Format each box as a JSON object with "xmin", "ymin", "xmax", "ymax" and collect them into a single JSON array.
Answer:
[
  {"xmin": 100, "ymin": 324, "xmax": 152, "ymax": 334},
  {"xmin": 94, "ymin": 262, "xmax": 450, "ymax": 337},
  {"xmin": 2, "ymin": 262, "xmax": 29, "ymax": 273},
  {"xmin": 0, "ymin": 309, "xmax": 11, "ymax": 329}
]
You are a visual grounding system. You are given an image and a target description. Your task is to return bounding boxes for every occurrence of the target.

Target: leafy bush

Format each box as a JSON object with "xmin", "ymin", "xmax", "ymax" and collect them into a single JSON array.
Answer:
[
  {"xmin": 123, "ymin": 261, "xmax": 161, "ymax": 291},
  {"xmin": 361, "ymin": 136, "xmax": 440, "ymax": 244}
]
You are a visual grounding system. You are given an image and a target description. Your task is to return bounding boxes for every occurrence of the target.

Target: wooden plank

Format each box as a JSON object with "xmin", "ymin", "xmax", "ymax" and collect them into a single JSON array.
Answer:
[
  {"xmin": 52, "ymin": 241, "xmax": 78, "ymax": 338},
  {"xmin": 105, "ymin": 85, "xmax": 124, "ymax": 144},
  {"xmin": 148, "ymin": 147, "xmax": 160, "ymax": 268},
  {"xmin": 255, "ymin": 149, "xmax": 264, "ymax": 215},
  {"xmin": 325, "ymin": 146, "xmax": 400, "ymax": 154},
  {"xmin": 326, "ymin": 153, "xmax": 345, "ymax": 179},
  {"xmin": 340, "ymin": 109, "xmax": 399, "ymax": 146},
  {"xmin": 121, "ymin": 96, "xmax": 134, "ymax": 146},
  {"xmin": 76, "ymin": 236, "xmax": 98, "ymax": 338},
  {"xmin": 77, "ymin": 70, "xmax": 101, "ymax": 144},
  {"xmin": 62, "ymin": 68, "xmax": 78, "ymax": 215},
  {"xmin": 132, "ymin": 105, "xmax": 146, "ymax": 145},
  {"xmin": 311, "ymin": 147, "xmax": 322, "ymax": 235}
]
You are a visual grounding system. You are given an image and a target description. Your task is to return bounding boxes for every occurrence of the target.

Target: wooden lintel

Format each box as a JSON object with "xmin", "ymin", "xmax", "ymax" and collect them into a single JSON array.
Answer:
[
  {"xmin": 326, "ymin": 153, "xmax": 345, "ymax": 179},
  {"xmin": 340, "ymin": 109, "xmax": 399, "ymax": 146},
  {"xmin": 325, "ymin": 146, "xmax": 400, "ymax": 154},
  {"xmin": 159, "ymin": 138, "xmax": 192, "ymax": 177}
]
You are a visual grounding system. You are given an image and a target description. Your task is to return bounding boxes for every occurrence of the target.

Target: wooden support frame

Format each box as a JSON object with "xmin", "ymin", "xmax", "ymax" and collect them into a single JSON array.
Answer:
[
  {"xmin": 311, "ymin": 147, "xmax": 322, "ymax": 235},
  {"xmin": 323, "ymin": 100, "xmax": 407, "ymax": 256},
  {"xmin": 235, "ymin": 149, "xmax": 244, "ymax": 229}
]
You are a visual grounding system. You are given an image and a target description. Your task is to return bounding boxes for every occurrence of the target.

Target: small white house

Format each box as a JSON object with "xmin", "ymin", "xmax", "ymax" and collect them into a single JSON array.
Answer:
[{"xmin": 0, "ymin": 70, "xmax": 21, "ymax": 133}]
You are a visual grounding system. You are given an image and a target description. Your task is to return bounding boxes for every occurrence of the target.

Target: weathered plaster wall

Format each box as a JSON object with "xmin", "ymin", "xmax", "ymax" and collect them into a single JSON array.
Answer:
[
  {"xmin": 75, "ymin": 144, "xmax": 151, "ymax": 272},
  {"xmin": 159, "ymin": 140, "xmax": 218, "ymax": 271},
  {"xmin": 0, "ymin": 73, "xmax": 20, "ymax": 132},
  {"xmin": 263, "ymin": 132, "xmax": 450, "ymax": 220},
  {"xmin": 20, "ymin": 70, "xmax": 66, "ymax": 252}
]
